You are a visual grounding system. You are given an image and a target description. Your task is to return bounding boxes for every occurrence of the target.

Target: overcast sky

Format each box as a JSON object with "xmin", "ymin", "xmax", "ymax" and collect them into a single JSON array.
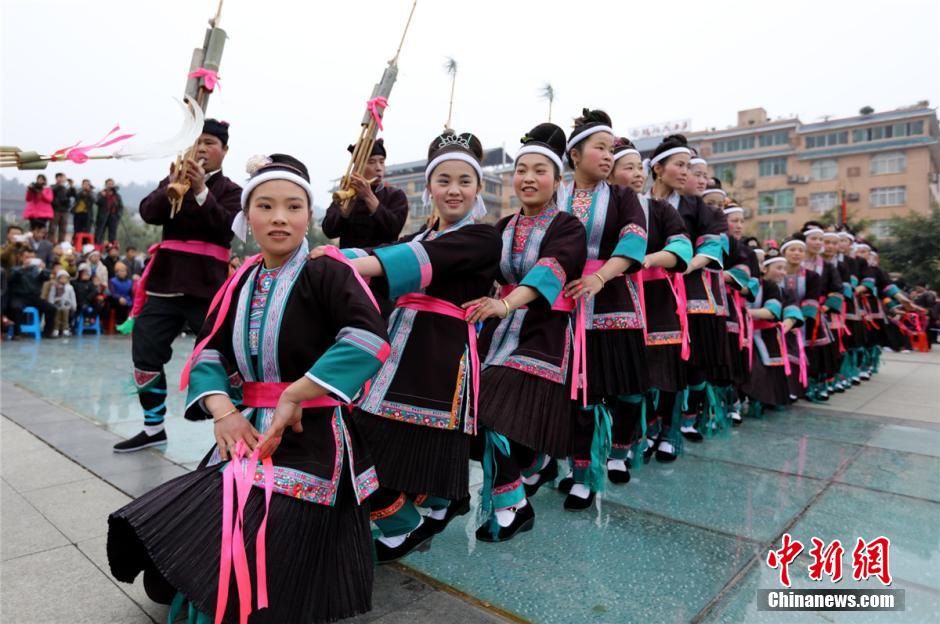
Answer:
[{"xmin": 2, "ymin": 0, "xmax": 938, "ymax": 206}]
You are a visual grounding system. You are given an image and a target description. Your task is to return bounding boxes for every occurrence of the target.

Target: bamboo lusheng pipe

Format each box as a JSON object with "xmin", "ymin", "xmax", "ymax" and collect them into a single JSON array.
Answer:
[
  {"xmin": 167, "ymin": 0, "xmax": 226, "ymax": 218},
  {"xmin": 333, "ymin": 1, "xmax": 416, "ymax": 213}
]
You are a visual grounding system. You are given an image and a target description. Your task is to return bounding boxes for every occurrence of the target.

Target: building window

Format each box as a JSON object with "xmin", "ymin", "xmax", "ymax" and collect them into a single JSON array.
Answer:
[
  {"xmin": 853, "ymin": 120, "xmax": 925, "ymax": 143},
  {"xmin": 870, "ymin": 151, "xmax": 906, "ymax": 175},
  {"xmin": 809, "ymin": 192, "xmax": 839, "ymax": 213},
  {"xmin": 756, "ymin": 220, "xmax": 789, "ymax": 240},
  {"xmin": 758, "ymin": 157, "xmax": 787, "ymax": 177},
  {"xmin": 712, "ymin": 136, "xmax": 755, "ymax": 154},
  {"xmin": 758, "ymin": 131, "xmax": 789, "ymax": 147},
  {"xmin": 714, "ymin": 163, "xmax": 736, "ymax": 185},
  {"xmin": 810, "ymin": 159, "xmax": 838, "ymax": 181},
  {"xmin": 870, "ymin": 186, "xmax": 906, "ymax": 207},
  {"xmin": 868, "ymin": 219, "xmax": 894, "ymax": 239},
  {"xmin": 758, "ymin": 189, "xmax": 795, "ymax": 214},
  {"xmin": 484, "ymin": 180, "xmax": 500, "ymax": 195},
  {"xmin": 805, "ymin": 132, "xmax": 848, "ymax": 149}
]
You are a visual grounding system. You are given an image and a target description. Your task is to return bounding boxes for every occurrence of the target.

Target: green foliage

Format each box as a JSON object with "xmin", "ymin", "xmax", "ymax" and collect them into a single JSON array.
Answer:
[
  {"xmin": 880, "ymin": 206, "xmax": 940, "ymax": 288},
  {"xmin": 116, "ymin": 216, "xmax": 162, "ymax": 250}
]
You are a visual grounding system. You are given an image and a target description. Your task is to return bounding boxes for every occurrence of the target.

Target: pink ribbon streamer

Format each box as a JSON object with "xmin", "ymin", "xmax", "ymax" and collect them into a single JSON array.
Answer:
[
  {"xmin": 396, "ymin": 293, "xmax": 480, "ymax": 433},
  {"xmin": 366, "ymin": 96, "xmax": 388, "ymax": 131},
  {"xmin": 795, "ymin": 331, "xmax": 809, "ymax": 388},
  {"xmin": 215, "ymin": 440, "xmax": 273, "ymax": 624},
  {"xmin": 51, "ymin": 125, "xmax": 135, "ymax": 164},
  {"xmin": 189, "ymin": 68, "xmax": 221, "ymax": 91}
]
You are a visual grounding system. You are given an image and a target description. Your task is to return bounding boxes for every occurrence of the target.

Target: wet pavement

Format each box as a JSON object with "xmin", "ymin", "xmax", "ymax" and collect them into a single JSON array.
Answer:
[{"xmin": 2, "ymin": 335, "xmax": 938, "ymax": 623}]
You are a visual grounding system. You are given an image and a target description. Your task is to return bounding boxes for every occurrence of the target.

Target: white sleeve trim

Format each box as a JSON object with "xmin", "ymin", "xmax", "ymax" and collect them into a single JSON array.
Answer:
[
  {"xmin": 304, "ymin": 372, "xmax": 352, "ymax": 404},
  {"xmin": 194, "ymin": 186, "xmax": 209, "ymax": 206}
]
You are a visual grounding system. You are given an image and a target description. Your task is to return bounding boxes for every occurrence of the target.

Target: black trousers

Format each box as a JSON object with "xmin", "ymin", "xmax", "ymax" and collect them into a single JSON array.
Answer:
[
  {"xmin": 131, "ymin": 295, "xmax": 209, "ymax": 427},
  {"xmin": 73, "ymin": 212, "xmax": 91, "ymax": 234}
]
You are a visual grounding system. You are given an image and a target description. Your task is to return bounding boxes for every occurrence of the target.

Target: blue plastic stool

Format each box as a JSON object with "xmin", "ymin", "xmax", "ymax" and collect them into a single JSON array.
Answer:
[
  {"xmin": 18, "ymin": 306, "xmax": 42, "ymax": 339},
  {"xmin": 76, "ymin": 314, "xmax": 101, "ymax": 336}
]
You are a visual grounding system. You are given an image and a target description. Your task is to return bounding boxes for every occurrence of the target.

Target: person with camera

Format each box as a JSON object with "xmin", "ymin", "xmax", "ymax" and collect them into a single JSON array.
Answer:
[
  {"xmin": 50, "ymin": 173, "xmax": 75, "ymax": 244},
  {"xmin": 1, "ymin": 225, "xmax": 29, "ymax": 271},
  {"xmin": 72, "ymin": 179, "xmax": 96, "ymax": 236},
  {"xmin": 95, "ymin": 179, "xmax": 124, "ymax": 244},
  {"xmin": 24, "ymin": 174, "xmax": 53, "ymax": 230}
]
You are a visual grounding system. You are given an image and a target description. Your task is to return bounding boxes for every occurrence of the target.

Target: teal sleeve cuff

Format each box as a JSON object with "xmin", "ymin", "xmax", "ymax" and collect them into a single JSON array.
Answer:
[
  {"xmin": 801, "ymin": 302, "xmax": 819, "ymax": 320},
  {"xmin": 747, "ymin": 278, "xmax": 761, "ymax": 303},
  {"xmin": 342, "ymin": 248, "xmax": 369, "ymax": 259},
  {"xmin": 720, "ymin": 233, "xmax": 731, "ymax": 256},
  {"xmin": 307, "ymin": 328, "xmax": 390, "ymax": 403},
  {"xmin": 843, "ymin": 283, "xmax": 854, "ymax": 299},
  {"xmin": 663, "ymin": 234, "xmax": 693, "ymax": 267},
  {"xmin": 727, "ymin": 267, "xmax": 750, "ymax": 291},
  {"xmin": 883, "ymin": 284, "xmax": 900, "ymax": 298},
  {"xmin": 850, "ymin": 275, "xmax": 859, "ymax": 288},
  {"xmin": 824, "ymin": 294, "xmax": 843, "ymax": 311},
  {"xmin": 520, "ymin": 257, "xmax": 565, "ymax": 304},
  {"xmin": 612, "ymin": 223, "xmax": 647, "ymax": 263},
  {"xmin": 695, "ymin": 235, "xmax": 724, "ymax": 267},
  {"xmin": 766, "ymin": 299, "xmax": 782, "ymax": 320},
  {"xmin": 862, "ymin": 277, "xmax": 876, "ymax": 292},
  {"xmin": 186, "ymin": 349, "xmax": 232, "ymax": 411},
  {"xmin": 373, "ymin": 241, "xmax": 433, "ymax": 299},
  {"xmin": 784, "ymin": 305, "xmax": 804, "ymax": 324}
]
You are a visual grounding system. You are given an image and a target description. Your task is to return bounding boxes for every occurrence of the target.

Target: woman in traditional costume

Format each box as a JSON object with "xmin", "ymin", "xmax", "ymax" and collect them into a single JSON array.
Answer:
[
  {"xmin": 108, "ymin": 154, "xmax": 391, "ymax": 623},
  {"xmin": 467, "ymin": 123, "xmax": 587, "ymax": 541}
]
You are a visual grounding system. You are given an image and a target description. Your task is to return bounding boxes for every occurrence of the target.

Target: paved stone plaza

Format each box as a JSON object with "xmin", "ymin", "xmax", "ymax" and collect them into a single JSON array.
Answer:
[{"xmin": 1, "ymin": 336, "xmax": 938, "ymax": 623}]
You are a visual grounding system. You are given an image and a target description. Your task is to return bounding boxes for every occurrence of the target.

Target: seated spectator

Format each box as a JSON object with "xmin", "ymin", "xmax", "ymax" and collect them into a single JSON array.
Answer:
[
  {"xmin": 74, "ymin": 263, "xmax": 106, "ymax": 325},
  {"xmin": 123, "ymin": 245, "xmax": 145, "ymax": 278},
  {"xmin": 28, "ymin": 223, "xmax": 54, "ymax": 267},
  {"xmin": 84, "ymin": 248, "xmax": 109, "ymax": 284},
  {"xmin": 103, "ymin": 243, "xmax": 121, "ymax": 277},
  {"xmin": 58, "ymin": 242, "xmax": 78, "ymax": 276},
  {"xmin": 47, "ymin": 269, "xmax": 76, "ymax": 337},
  {"xmin": 108, "ymin": 262, "xmax": 135, "ymax": 325},
  {"xmin": 7, "ymin": 250, "xmax": 55, "ymax": 337},
  {"xmin": 41, "ymin": 262, "xmax": 65, "ymax": 302},
  {"xmin": 1, "ymin": 225, "xmax": 29, "ymax": 271}
]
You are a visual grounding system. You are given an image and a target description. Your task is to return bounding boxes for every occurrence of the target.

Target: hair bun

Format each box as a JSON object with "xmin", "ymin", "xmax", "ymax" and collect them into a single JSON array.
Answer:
[
  {"xmin": 573, "ymin": 108, "xmax": 612, "ymax": 129},
  {"xmin": 522, "ymin": 122, "xmax": 566, "ymax": 159}
]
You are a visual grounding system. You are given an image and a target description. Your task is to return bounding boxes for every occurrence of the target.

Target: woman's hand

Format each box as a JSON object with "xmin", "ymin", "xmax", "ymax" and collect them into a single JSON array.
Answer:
[
  {"xmin": 565, "ymin": 274, "xmax": 604, "ymax": 299},
  {"xmin": 462, "ymin": 297, "xmax": 509, "ymax": 323},
  {"xmin": 308, "ymin": 245, "xmax": 332, "ymax": 261},
  {"xmin": 258, "ymin": 392, "xmax": 305, "ymax": 458},
  {"xmin": 214, "ymin": 411, "xmax": 261, "ymax": 461}
]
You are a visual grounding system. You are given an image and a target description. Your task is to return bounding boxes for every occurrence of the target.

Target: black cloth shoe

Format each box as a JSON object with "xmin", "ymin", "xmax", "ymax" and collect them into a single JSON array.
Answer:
[
  {"xmin": 523, "ymin": 460, "xmax": 558, "ymax": 497},
  {"xmin": 643, "ymin": 442, "xmax": 656, "ymax": 464},
  {"xmin": 563, "ymin": 489, "xmax": 595, "ymax": 511},
  {"xmin": 557, "ymin": 476, "xmax": 573, "ymax": 494},
  {"xmin": 113, "ymin": 429, "xmax": 167, "ymax": 453},
  {"xmin": 374, "ymin": 522, "xmax": 435, "ymax": 564},
  {"xmin": 731, "ymin": 413, "xmax": 743, "ymax": 427},
  {"xmin": 422, "ymin": 496, "xmax": 470, "ymax": 535},
  {"xmin": 475, "ymin": 503, "xmax": 535, "ymax": 543},
  {"xmin": 681, "ymin": 428, "xmax": 704, "ymax": 442},
  {"xmin": 607, "ymin": 463, "xmax": 631, "ymax": 484},
  {"xmin": 655, "ymin": 442, "xmax": 678, "ymax": 463}
]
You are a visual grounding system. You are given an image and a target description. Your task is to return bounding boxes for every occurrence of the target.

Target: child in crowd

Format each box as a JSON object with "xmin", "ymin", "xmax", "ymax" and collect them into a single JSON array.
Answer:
[{"xmin": 47, "ymin": 269, "xmax": 76, "ymax": 336}]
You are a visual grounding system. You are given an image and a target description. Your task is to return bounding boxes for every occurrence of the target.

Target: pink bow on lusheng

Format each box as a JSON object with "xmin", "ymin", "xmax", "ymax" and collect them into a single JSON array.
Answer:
[
  {"xmin": 190, "ymin": 68, "xmax": 221, "ymax": 92},
  {"xmin": 366, "ymin": 96, "xmax": 389, "ymax": 131},
  {"xmin": 50, "ymin": 125, "xmax": 135, "ymax": 164}
]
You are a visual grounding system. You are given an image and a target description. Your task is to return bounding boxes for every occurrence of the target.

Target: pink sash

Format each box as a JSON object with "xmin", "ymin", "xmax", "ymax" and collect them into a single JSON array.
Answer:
[
  {"xmin": 795, "ymin": 331, "xmax": 809, "ymax": 388},
  {"xmin": 242, "ymin": 382, "xmax": 345, "ymax": 410},
  {"xmin": 130, "ymin": 239, "xmax": 230, "ymax": 319},
  {"xmin": 642, "ymin": 266, "xmax": 690, "ymax": 360},
  {"xmin": 395, "ymin": 293, "xmax": 481, "ymax": 433},
  {"xmin": 754, "ymin": 319, "xmax": 791, "ymax": 375}
]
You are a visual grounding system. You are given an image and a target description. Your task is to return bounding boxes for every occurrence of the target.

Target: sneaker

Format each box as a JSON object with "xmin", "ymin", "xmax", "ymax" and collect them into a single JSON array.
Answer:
[
  {"xmin": 113, "ymin": 429, "xmax": 168, "ymax": 453},
  {"xmin": 51, "ymin": 330, "xmax": 59, "ymax": 337},
  {"xmin": 475, "ymin": 502, "xmax": 535, "ymax": 543},
  {"xmin": 62, "ymin": 330, "xmax": 71, "ymax": 337}
]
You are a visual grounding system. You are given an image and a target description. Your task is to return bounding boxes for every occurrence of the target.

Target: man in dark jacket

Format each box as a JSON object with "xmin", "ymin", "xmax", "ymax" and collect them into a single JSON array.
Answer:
[
  {"xmin": 321, "ymin": 139, "xmax": 409, "ymax": 248},
  {"xmin": 114, "ymin": 119, "xmax": 242, "ymax": 452},
  {"xmin": 71, "ymin": 179, "xmax": 96, "ymax": 235},
  {"xmin": 95, "ymin": 179, "xmax": 124, "ymax": 244},
  {"xmin": 7, "ymin": 250, "xmax": 56, "ymax": 337},
  {"xmin": 49, "ymin": 173, "xmax": 74, "ymax": 243}
]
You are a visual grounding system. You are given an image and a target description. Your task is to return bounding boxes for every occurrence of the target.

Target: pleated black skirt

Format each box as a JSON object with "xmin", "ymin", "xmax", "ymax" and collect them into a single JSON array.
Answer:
[
  {"xmin": 352, "ymin": 409, "xmax": 469, "ymax": 500},
  {"xmin": 477, "ymin": 365, "xmax": 570, "ymax": 458},
  {"xmin": 584, "ymin": 328, "xmax": 649, "ymax": 402},
  {"xmin": 107, "ymin": 463, "xmax": 373, "ymax": 624},
  {"xmin": 687, "ymin": 314, "xmax": 732, "ymax": 381},
  {"xmin": 646, "ymin": 343, "xmax": 688, "ymax": 393},
  {"xmin": 742, "ymin": 359, "xmax": 791, "ymax": 407}
]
